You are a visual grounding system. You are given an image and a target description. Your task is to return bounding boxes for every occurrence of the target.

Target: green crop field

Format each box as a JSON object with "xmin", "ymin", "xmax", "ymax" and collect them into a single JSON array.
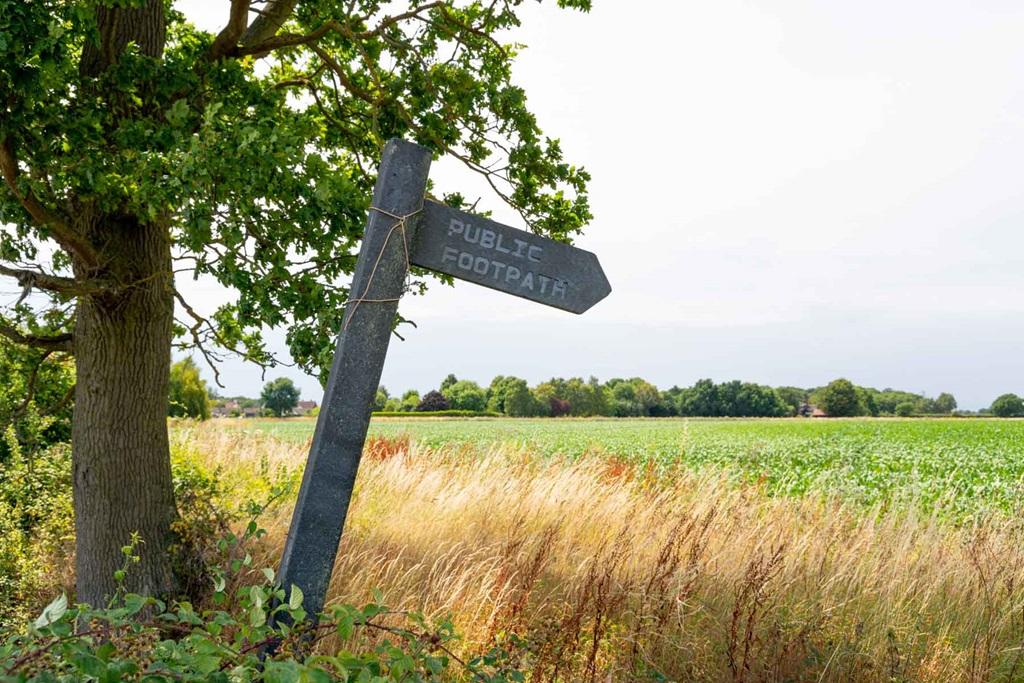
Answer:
[{"xmin": 212, "ymin": 417, "xmax": 1024, "ymax": 518}]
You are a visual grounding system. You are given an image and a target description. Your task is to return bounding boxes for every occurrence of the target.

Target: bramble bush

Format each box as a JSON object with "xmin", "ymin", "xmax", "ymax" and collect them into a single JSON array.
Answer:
[
  {"xmin": 0, "ymin": 522, "xmax": 528, "ymax": 682},
  {"xmin": 0, "ymin": 432, "xmax": 73, "ymax": 631},
  {"xmin": 0, "ymin": 420, "xmax": 294, "ymax": 633},
  {"xmin": 1, "ymin": 436, "xmax": 528, "ymax": 681}
]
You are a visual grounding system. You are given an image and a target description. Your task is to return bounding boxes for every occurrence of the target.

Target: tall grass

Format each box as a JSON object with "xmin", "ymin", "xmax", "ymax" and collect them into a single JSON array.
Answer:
[{"xmin": 180, "ymin": 426, "xmax": 1024, "ymax": 682}]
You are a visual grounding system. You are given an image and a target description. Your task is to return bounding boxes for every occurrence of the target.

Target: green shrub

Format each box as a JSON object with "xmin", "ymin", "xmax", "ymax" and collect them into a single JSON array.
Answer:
[
  {"xmin": 0, "ymin": 429, "xmax": 296, "ymax": 632},
  {"xmin": 168, "ymin": 358, "xmax": 211, "ymax": 420},
  {"xmin": 0, "ymin": 532, "xmax": 527, "ymax": 682},
  {"xmin": 0, "ymin": 433, "xmax": 74, "ymax": 632},
  {"xmin": 0, "ymin": 340, "xmax": 74, "ymax": 464},
  {"xmin": 167, "ymin": 435, "xmax": 298, "ymax": 604},
  {"xmin": 895, "ymin": 402, "xmax": 916, "ymax": 417}
]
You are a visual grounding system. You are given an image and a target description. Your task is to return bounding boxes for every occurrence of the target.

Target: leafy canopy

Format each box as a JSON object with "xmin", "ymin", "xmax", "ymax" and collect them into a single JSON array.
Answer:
[
  {"xmin": 817, "ymin": 379, "xmax": 862, "ymax": 418},
  {"xmin": 441, "ymin": 379, "xmax": 486, "ymax": 411},
  {"xmin": 168, "ymin": 357, "xmax": 211, "ymax": 420},
  {"xmin": 261, "ymin": 377, "xmax": 300, "ymax": 417},
  {"xmin": 0, "ymin": 0, "xmax": 592, "ymax": 379},
  {"xmin": 991, "ymin": 393, "xmax": 1024, "ymax": 418},
  {"xmin": 0, "ymin": 333, "xmax": 74, "ymax": 461},
  {"xmin": 415, "ymin": 389, "xmax": 449, "ymax": 412}
]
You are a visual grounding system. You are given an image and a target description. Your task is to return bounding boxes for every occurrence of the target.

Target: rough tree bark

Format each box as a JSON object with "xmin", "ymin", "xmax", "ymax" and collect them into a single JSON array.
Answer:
[
  {"xmin": 79, "ymin": 0, "xmax": 166, "ymax": 77},
  {"xmin": 72, "ymin": 211, "xmax": 177, "ymax": 605},
  {"xmin": 72, "ymin": 0, "xmax": 178, "ymax": 606}
]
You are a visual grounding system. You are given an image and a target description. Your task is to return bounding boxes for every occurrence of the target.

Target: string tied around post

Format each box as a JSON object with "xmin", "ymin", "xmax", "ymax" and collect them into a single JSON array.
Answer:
[{"xmin": 342, "ymin": 205, "xmax": 421, "ymax": 331}]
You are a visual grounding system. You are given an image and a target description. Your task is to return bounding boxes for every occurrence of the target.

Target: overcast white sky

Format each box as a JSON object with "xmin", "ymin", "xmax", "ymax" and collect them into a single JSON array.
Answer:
[{"xmin": 174, "ymin": 1, "xmax": 1024, "ymax": 410}]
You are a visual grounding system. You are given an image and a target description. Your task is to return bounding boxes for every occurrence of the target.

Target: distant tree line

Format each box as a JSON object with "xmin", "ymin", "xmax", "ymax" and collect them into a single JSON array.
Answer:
[
  {"xmin": 166, "ymin": 357, "xmax": 1024, "ymax": 420},
  {"xmin": 373, "ymin": 375, "xmax": 984, "ymax": 418},
  {"xmin": 807, "ymin": 379, "xmax": 960, "ymax": 418}
]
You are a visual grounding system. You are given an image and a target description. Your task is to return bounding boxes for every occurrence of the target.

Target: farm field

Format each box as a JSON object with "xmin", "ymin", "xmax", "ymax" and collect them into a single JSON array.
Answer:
[
  {"xmin": 168, "ymin": 420, "xmax": 1024, "ymax": 681},
  {"xmin": 217, "ymin": 416, "xmax": 1024, "ymax": 518}
]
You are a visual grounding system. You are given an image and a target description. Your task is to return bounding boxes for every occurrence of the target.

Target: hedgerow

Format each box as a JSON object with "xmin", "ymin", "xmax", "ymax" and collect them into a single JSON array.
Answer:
[
  {"xmin": 0, "ymin": 538, "xmax": 527, "ymax": 682},
  {"xmin": 0, "ymin": 432, "xmax": 528, "ymax": 681}
]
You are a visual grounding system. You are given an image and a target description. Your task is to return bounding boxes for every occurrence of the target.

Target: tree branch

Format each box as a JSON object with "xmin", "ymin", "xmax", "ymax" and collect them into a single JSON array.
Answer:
[
  {"xmin": 309, "ymin": 46, "xmax": 379, "ymax": 103},
  {"xmin": 0, "ymin": 264, "xmax": 100, "ymax": 297},
  {"xmin": 12, "ymin": 350, "xmax": 52, "ymax": 419},
  {"xmin": 43, "ymin": 382, "xmax": 76, "ymax": 417},
  {"xmin": 0, "ymin": 138, "xmax": 100, "ymax": 268},
  {"xmin": 210, "ymin": 0, "xmax": 251, "ymax": 59},
  {"xmin": 235, "ymin": 2, "xmax": 445, "ymax": 58},
  {"xmin": 0, "ymin": 322, "xmax": 73, "ymax": 353},
  {"xmin": 353, "ymin": 2, "xmax": 445, "ymax": 40},
  {"xmin": 10, "ymin": 350, "xmax": 71, "ymax": 420},
  {"xmin": 236, "ymin": 20, "xmax": 341, "ymax": 57},
  {"xmin": 173, "ymin": 289, "xmax": 280, "ymax": 387},
  {"xmin": 239, "ymin": 0, "xmax": 298, "ymax": 47}
]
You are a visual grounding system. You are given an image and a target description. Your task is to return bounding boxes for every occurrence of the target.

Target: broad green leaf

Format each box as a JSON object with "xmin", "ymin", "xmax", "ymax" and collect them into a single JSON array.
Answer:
[
  {"xmin": 33, "ymin": 593, "xmax": 67, "ymax": 629},
  {"xmin": 289, "ymin": 584, "xmax": 303, "ymax": 610}
]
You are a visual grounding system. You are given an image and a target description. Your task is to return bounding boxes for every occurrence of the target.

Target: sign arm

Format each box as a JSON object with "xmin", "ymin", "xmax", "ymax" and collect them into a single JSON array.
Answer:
[
  {"xmin": 275, "ymin": 139, "xmax": 432, "ymax": 619},
  {"xmin": 410, "ymin": 200, "xmax": 610, "ymax": 314}
]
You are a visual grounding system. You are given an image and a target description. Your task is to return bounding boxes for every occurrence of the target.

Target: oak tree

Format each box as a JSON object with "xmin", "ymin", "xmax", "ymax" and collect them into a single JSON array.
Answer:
[
  {"xmin": 441, "ymin": 379, "xmax": 485, "ymax": 411},
  {"xmin": 260, "ymin": 376, "xmax": 300, "ymax": 416},
  {"xmin": 0, "ymin": 0, "xmax": 591, "ymax": 604},
  {"xmin": 991, "ymin": 393, "xmax": 1024, "ymax": 418},
  {"xmin": 934, "ymin": 392, "xmax": 957, "ymax": 415},
  {"xmin": 818, "ymin": 379, "xmax": 862, "ymax": 418}
]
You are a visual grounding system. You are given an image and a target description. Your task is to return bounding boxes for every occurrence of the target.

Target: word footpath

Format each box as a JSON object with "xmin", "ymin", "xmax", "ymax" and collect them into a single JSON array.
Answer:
[{"xmin": 412, "ymin": 199, "xmax": 608, "ymax": 313}]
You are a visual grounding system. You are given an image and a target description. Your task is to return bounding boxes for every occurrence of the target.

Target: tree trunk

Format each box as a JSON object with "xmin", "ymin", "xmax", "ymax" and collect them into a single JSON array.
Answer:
[
  {"xmin": 72, "ymin": 211, "xmax": 177, "ymax": 606},
  {"xmin": 69, "ymin": 0, "xmax": 177, "ymax": 608},
  {"xmin": 79, "ymin": 0, "xmax": 166, "ymax": 78}
]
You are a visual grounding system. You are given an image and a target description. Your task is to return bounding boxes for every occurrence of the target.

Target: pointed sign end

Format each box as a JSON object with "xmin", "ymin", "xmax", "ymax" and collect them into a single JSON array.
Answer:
[{"xmin": 572, "ymin": 254, "xmax": 611, "ymax": 314}]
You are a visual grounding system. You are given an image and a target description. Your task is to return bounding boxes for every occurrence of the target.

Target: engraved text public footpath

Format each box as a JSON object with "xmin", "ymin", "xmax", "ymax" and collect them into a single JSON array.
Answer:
[{"xmin": 441, "ymin": 217, "xmax": 569, "ymax": 300}]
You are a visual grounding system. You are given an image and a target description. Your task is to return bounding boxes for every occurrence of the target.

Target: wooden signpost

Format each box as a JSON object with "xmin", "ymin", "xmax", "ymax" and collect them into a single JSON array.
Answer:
[{"xmin": 276, "ymin": 138, "xmax": 610, "ymax": 619}]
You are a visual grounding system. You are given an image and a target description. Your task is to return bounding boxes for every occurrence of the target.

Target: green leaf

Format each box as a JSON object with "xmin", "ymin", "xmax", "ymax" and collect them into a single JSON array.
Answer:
[
  {"xmin": 250, "ymin": 584, "xmax": 264, "ymax": 609},
  {"xmin": 194, "ymin": 654, "xmax": 221, "ymax": 675},
  {"xmin": 72, "ymin": 653, "xmax": 106, "ymax": 678},
  {"xmin": 123, "ymin": 593, "xmax": 149, "ymax": 616},
  {"xmin": 289, "ymin": 584, "xmax": 303, "ymax": 610},
  {"xmin": 33, "ymin": 593, "xmax": 68, "ymax": 629},
  {"xmin": 300, "ymin": 669, "xmax": 333, "ymax": 683},
  {"xmin": 250, "ymin": 603, "xmax": 267, "ymax": 628},
  {"xmin": 165, "ymin": 98, "xmax": 190, "ymax": 127},
  {"xmin": 96, "ymin": 642, "xmax": 116, "ymax": 662}
]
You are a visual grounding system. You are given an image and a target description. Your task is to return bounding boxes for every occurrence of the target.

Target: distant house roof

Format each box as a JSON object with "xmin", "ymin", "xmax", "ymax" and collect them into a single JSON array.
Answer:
[
  {"xmin": 297, "ymin": 400, "xmax": 317, "ymax": 410},
  {"xmin": 811, "ymin": 408, "xmax": 827, "ymax": 418}
]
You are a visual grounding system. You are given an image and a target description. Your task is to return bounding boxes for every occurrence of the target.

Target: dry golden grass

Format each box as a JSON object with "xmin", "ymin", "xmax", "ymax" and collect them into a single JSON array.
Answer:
[{"xmin": 179, "ymin": 425, "xmax": 1024, "ymax": 682}]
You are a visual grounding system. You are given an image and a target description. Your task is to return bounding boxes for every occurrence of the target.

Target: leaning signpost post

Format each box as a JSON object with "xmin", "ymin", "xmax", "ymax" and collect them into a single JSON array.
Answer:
[{"xmin": 276, "ymin": 138, "xmax": 610, "ymax": 620}]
